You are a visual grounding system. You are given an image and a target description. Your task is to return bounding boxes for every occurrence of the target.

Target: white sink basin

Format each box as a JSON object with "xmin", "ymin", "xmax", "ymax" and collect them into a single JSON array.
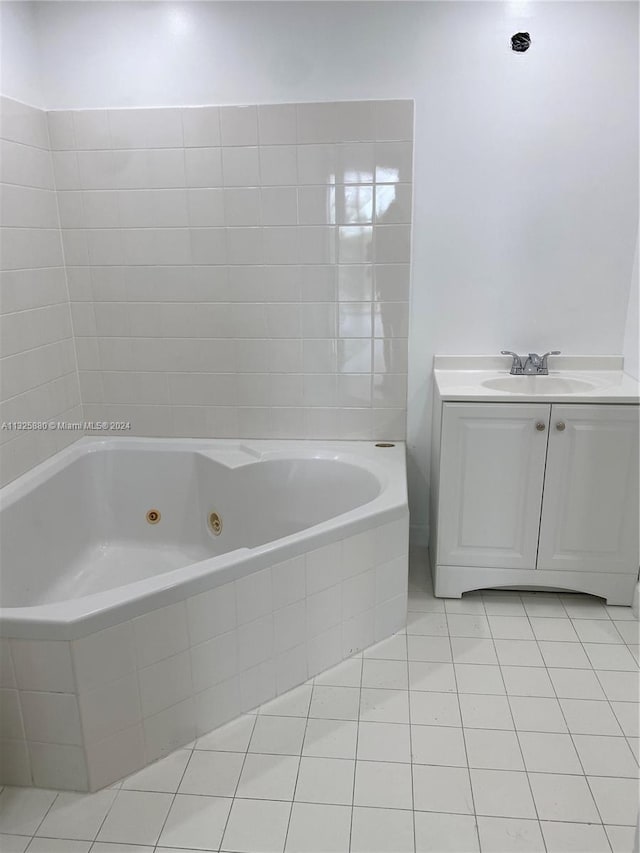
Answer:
[{"xmin": 482, "ymin": 376, "xmax": 600, "ymax": 395}]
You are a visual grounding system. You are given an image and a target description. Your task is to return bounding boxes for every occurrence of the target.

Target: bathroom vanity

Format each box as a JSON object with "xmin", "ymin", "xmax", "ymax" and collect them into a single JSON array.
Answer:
[{"xmin": 429, "ymin": 356, "xmax": 640, "ymax": 605}]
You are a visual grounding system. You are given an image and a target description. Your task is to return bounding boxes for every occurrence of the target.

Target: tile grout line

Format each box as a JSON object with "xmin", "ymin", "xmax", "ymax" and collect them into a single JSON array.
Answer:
[
  {"xmin": 519, "ymin": 592, "xmax": 614, "ymax": 849},
  {"xmin": 483, "ymin": 593, "xmax": 548, "ymax": 853},
  {"xmin": 346, "ymin": 650, "xmax": 364, "ymax": 853},
  {"xmin": 281, "ymin": 676, "xmax": 316, "ymax": 853},
  {"xmin": 403, "ymin": 624, "xmax": 417, "ymax": 853},
  {"xmin": 214, "ymin": 710, "xmax": 259, "ymax": 853},
  {"xmin": 442, "ymin": 598, "xmax": 481, "ymax": 853}
]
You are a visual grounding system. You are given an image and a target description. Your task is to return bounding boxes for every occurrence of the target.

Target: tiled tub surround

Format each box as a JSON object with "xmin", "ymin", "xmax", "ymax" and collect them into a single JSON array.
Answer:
[
  {"xmin": 48, "ymin": 99, "xmax": 412, "ymax": 441},
  {"xmin": 0, "ymin": 552, "xmax": 636, "ymax": 853},
  {"xmin": 0, "ymin": 439, "xmax": 409, "ymax": 792},
  {"xmin": 0, "ymin": 96, "xmax": 82, "ymax": 486}
]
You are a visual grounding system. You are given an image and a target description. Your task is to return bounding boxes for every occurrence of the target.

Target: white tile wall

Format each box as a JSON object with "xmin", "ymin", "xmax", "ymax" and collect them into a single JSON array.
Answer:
[
  {"xmin": 48, "ymin": 100, "xmax": 412, "ymax": 441},
  {"xmin": 0, "ymin": 516, "xmax": 408, "ymax": 791},
  {"xmin": 0, "ymin": 96, "xmax": 82, "ymax": 486}
]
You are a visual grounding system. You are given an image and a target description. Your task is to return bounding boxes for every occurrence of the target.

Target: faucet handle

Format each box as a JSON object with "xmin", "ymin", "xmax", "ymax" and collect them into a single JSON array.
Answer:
[
  {"xmin": 501, "ymin": 351, "xmax": 524, "ymax": 374},
  {"xmin": 540, "ymin": 350, "xmax": 561, "ymax": 368}
]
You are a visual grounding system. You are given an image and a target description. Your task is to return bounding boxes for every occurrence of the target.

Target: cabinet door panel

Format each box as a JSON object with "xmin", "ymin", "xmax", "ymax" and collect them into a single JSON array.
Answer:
[
  {"xmin": 437, "ymin": 403, "xmax": 550, "ymax": 569},
  {"xmin": 537, "ymin": 405, "xmax": 639, "ymax": 574}
]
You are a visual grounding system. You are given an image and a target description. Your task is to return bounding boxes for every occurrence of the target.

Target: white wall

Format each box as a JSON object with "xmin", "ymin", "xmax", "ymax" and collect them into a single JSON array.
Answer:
[
  {"xmin": 623, "ymin": 238, "xmax": 639, "ymax": 381},
  {"xmin": 0, "ymin": 1, "xmax": 43, "ymax": 107},
  {"xmin": 4, "ymin": 0, "xmax": 639, "ymax": 536}
]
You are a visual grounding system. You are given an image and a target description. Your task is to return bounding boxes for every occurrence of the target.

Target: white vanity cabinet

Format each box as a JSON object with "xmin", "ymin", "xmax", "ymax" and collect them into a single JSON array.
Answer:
[{"xmin": 431, "ymin": 400, "xmax": 639, "ymax": 604}]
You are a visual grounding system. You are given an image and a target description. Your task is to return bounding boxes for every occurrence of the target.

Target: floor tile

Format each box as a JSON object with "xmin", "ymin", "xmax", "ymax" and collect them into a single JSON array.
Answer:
[
  {"xmin": 493, "ymin": 640, "xmax": 544, "ymax": 668},
  {"xmin": 454, "ymin": 663, "xmax": 505, "ymax": 695},
  {"xmin": 96, "ymin": 790, "xmax": 173, "ymax": 846},
  {"xmin": 410, "ymin": 691, "xmax": 461, "ymax": 727},
  {"xmin": 407, "ymin": 611, "xmax": 449, "ymax": 636},
  {"xmin": 0, "ymin": 836, "xmax": 29, "ymax": 853},
  {"xmin": 0, "ymin": 788, "xmax": 57, "ymax": 836},
  {"xmin": 302, "ymin": 718, "xmax": 358, "ymax": 758},
  {"xmin": 488, "ymin": 616, "xmax": 534, "ymax": 640},
  {"xmin": 605, "ymin": 823, "xmax": 636, "ymax": 853},
  {"xmin": 547, "ymin": 668, "xmax": 606, "ymax": 700},
  {"xmin": 559, "ymin": 698, "xmax": 623, "ymax": 735},
  {"xmin": 476, "ymin": 816, "xmax": 544, "ymax": 852},
  {"xmin": 444, "ymin": 595, "xmax": 485, "ymax": 615},
  {"xmin": 178, "ymin": 750, "xmax": 244, "ymax": 796},
  {"xmin": 522, "ymin": 595, "xmax": 566, "ymax": 618},
  {"xmin": 361, "ymin": 658, "xmax": 408, "ymax": 690},
  {"xmin": 560, "ymin": 597, "xmax": 610, "ymax": 619},
  {"xmin": 314, "ymin": 657, "xmax": 362, "ymax": 687},
  {"xmin": 501, "ymin": 666, "xmax": 554, "ymax": 697},
  {"xmin": 588, "ymin": 776, "xmax": 639, "ymax": 825},
  {"xmin": 571, "ymin": 619, "xmax": 624, "ymax": 644},
  {"xmin": 470, "ymin": 769, "xmax": 536, "ymax": 818},
  {"xmin": 357, "ymin": 721, "xmax": 411, "ymax": 762},
  {"xmin": 529, "ymin": 617, "xmax": 579, "ymax": 642},
  {"xmin": 351, "ymin": 805, "xmax": 414, "ymax": 853},
  {"xmin": 194, "ymin": 714, "xmax": 255, "ymax": 752},
  {"xmin": 464, "ymin": 729, "xmax": 524, "ymax": 770},
  {"xmin": 583, "ymin": 643, "xmax": 638, "ymax": 671},
  {"xmin": 447, "ymin": 614, "xmax": 491, "ymax": 638},
  {"xmin": 540, "ymin": 820, "xmax": 610, "ymax": 853},
  {"xmin": 450, "ymin": 638, "xmax": 498, "ymax": 665},
  {"xmin": 508, "ymin": 695, "xmax": 568, "ymax": 733},
  {"xmin": 408, "ymin": 636, "xmax": 452, "ymax": 662},
  {"xmin": 121, "ymin": 749, "xmax": 190, "ymax": 793},
  {"xmin": 354, "ymin": 760, "xmax": 413, "ymax": 809},
  {"xmin": 482, "ymin": 592, "xmax": 526, "ymax": 617},
  {"xmin": 294, "ymin": 756, "xmax": 354, "ymax": 805},
  {"xmin": 528, "ymin": 773, "xmax": 599, "ymax": 823},
  {"xmin": 157, "ymin": 793, "xmax": 232, "ymax": 850},
  {"xmin": 360, "ymin": 687, "xmax": 410, "ymax": 723},
  {"xmin": 24, "ymin": 841, "xmax": 91, "ymax": 853},
  {"xmin": 260, "ymin": 684, "xmax": 313, "ymax": 717},
  {"xmin": 236, "ymin": 752, "xmax": 299, "ymax": 800},
  {"xmin": 221, "ymin": 798, "xmax": 291, "ymax": 853},
  {"xmin": 409, "ymin": 661, "xmax": 456, "ymax": 693},
  {"xmin": 572, "ymin": 734, "xmax": 638, "ymax": 777},
  {"xmin": 613, "ymin": 621, "xmax": 639, "ymax": 645},
  {"xmin": 412, "ymin": 764, "xmax": 473, "ymax": 814},
  {"xmin": 411, "ymin": 724, "xmax": 467, "ymax": 766},
  {"xmin": 284, "ymin": 802, "xmax": 351, "ymax": 853},
  {"xmin": 595, "ymin": 670, "xmax": 639, "ymax": 702},
  {"xmin": 309, "ymin": 686, "xmax": 360, "ymax": 720},
  {"xmin": 90, "ymin": 843, "xmax": 154, "ymax": 853},
  {"xmin": 249, "ymin": 714, "xmax": 306, "ymax": 755},
  {"xmin": 414, "ymin": 812, "xmax": 479, "ymax": 852},
  {"xmin": 610, "ymin": 701, "xmax": 640, "ymax": 736},
  {"xmin": 35, "ymin": 790, "xmax": 117, "ymax": 841},
  {"xmin": 516, "ymin": 731, "xmax": 582, "ymax": 774},
  {"xmin": 538, "ymin": 641, "xmax": 592, "ymax": 669},
  {"xmin": 407, "ymin": 591, "xmax": 445, "ymax": 614},
  {"xmin": 363, "ymin": 634, "xmax": 408, "ymax": 660},
  {"xmin": 459, "ymin": 694, "xmax": 513, "ymax": 729}
]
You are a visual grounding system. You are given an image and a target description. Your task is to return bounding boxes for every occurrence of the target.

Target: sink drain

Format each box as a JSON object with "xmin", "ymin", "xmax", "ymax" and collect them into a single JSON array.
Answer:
[
  {"xmin": 208, "ymin": 512, "xmax": 222, "ymax": 535},
  {"xmin": 146, "ymin": 509, "xmax": 161, "ymax": 524}
]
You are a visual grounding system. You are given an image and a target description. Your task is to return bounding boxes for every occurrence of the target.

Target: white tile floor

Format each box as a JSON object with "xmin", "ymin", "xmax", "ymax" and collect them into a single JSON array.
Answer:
[{"xmin": 0, "ymin": 549, "xmax": 638, "ymax": 853}]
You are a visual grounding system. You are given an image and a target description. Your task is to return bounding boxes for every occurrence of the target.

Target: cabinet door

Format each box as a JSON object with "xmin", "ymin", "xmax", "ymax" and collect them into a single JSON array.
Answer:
[
  {"xmin": 537, "ymin": 405, "xmax": 639, "ymax": 574},
  {"xmin": 437, "ymin": 403, "xmax": 550, "ymax": 569}
]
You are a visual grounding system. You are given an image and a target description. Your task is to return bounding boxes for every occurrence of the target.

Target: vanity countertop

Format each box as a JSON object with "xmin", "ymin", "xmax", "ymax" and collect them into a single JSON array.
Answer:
[{"xmin": 434, "ymin": 355, "xmax": 640, "ymax": 404}]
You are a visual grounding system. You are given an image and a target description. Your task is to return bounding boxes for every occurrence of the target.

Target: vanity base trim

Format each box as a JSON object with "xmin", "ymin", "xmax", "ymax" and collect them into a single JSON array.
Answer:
[{"xmin": 433, "ymin": 562, "xmax": 637, "ymax": 606}]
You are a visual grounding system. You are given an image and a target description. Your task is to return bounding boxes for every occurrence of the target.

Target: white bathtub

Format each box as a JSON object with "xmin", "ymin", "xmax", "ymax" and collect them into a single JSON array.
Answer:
[{"xmin": 0, "ymin": 438, "xmax": 409, "ymax": 791}]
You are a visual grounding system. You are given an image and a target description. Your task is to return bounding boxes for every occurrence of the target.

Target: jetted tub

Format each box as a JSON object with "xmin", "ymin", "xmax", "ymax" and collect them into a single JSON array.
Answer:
[{"xmin": 0, "ymin": 438, "xmax": 409, "ymax": 791}]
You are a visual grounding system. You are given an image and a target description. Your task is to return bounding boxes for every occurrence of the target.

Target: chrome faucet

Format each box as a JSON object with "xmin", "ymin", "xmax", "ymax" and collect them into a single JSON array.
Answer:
[{"xmin": 501, "ymin": 351, "xmax": 560, "ymax": 375}]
